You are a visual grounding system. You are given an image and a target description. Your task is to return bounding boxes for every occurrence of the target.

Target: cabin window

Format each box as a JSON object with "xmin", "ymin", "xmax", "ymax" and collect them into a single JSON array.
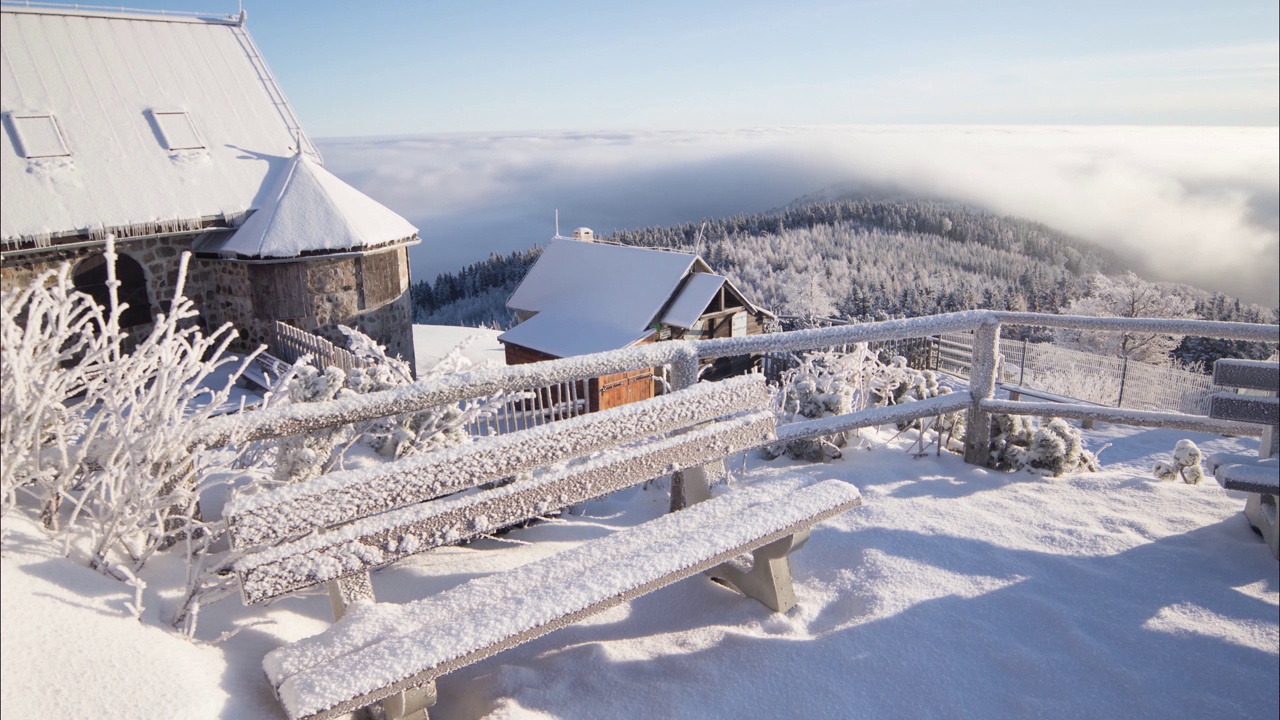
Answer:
[
  {"xmin": 251, "ymin": 263, "xmax": 310, "ymax": 319},
  {"xmin": 360, "ymin": 250, "xmax": 403, "ymax": 309},
  {"xmin": 73, "ymin": 253, "xmax": 152, "ymax": 328},
  {"xmin": 7, "ymin": 112, "xmax": 71, "ymax": 158},
  {"xmin": 731, "ymin": 311, "xmax": 747, "ymax": 337},
  {"xmin": 151, "ymin": 110, "xmax": 205, "ymax": 151}
]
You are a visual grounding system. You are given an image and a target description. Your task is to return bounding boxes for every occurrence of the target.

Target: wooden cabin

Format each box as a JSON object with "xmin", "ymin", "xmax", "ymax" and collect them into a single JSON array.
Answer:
[
  {"xmin": 498, "ymin": 238, "xmax": 772, "ymax": 411},
  {"xmin": 0, "ymin": 6, "xmax": 419, "ymax": 367}
]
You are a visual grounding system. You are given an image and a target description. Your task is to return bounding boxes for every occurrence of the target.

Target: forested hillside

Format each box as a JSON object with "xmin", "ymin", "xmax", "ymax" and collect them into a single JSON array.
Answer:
[{"xmin": 411, "ymin": 198, "xmax": 1275, "ymax": 365}]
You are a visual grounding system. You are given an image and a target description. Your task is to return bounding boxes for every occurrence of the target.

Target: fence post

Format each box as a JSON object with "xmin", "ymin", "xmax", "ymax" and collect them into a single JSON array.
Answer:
[
  {"xmin": 963, "ymin": 321, "xmax": 1000, "ymax": 466},
  {"xmin": 1019, "ymin": 338, "xmax": 1028, "ymax": 386},
  {"xmin": 1117, "ymin": 357, "xmax": 1128, "ymax": 408},
  {"xmin": 669, "ymin": 344, "xmax": 720, "ymax": 512}
]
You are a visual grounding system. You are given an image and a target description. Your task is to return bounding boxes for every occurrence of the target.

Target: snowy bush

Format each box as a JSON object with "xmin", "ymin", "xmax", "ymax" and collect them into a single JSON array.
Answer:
[
  {"xmin": 1, "ymin": 263, "xmax": 108, "ymax": 526},
  {"xmin": 338, "ymin": 325, "xmax": 477, "ymax": 459},
  {"xmin": 1153, "ymin": 440, "xmax": 1204, "ymax": 484},
  {"xmin": 986, "ymin": 414, "xmax": 1099, "ymax": 476},
  {"xmin": 1, "ymin": 238, "xmax": 264, "ymax": 576},
  {"xmin": 266, "ymin": 326, "xmax": 493, "ymax": 486},
  {"xmin": 763, "ymin": 346, "xmax": 959, "ymax": 462}
]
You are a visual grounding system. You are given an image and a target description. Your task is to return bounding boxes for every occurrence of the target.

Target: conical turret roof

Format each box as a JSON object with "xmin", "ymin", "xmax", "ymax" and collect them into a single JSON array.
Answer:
[{"xmin": 214, "ymin": 152, "xmax": 417, "ymax": 259}]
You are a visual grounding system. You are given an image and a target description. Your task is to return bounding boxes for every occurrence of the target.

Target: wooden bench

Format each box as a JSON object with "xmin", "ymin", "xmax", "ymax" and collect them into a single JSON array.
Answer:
[
  {"xmin": 1208, "ymin": 359, "xmax": 1279, "ymax": 558},
  {"xmin": 224, "ymin": 375, "xmax": 863, "ymax": 720}
]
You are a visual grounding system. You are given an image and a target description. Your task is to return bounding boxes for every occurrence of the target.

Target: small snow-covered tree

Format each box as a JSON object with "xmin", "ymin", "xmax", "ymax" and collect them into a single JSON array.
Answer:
[
  {"xmin": 1057, "ymin": 272, "xmax": 1194, "ymax": 363},
  {"xmin": 985, "ymin": 414, "xmax": 1099, "ymax": 476},
  {"xmin": 267, "ymin": 326, "xmax": 498, "ymax": 485},
  {"xmin": 786, "ymin": 275, "xmax": 838, "ymax": 322},
  {"xmin": 1153, "ymin": 439, "xmax": 1204, "ymax": 484},
  {"xmin": 1, "ymin": 264, "xmax": 108, "ymax": 526}
]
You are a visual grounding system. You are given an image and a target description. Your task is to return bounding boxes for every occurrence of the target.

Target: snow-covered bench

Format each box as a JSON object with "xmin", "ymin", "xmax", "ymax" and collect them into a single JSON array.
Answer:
[
  {"xmin": 1208, "ymin": 359, "xmax": 1279, "ymax": 558},
  {"xmin": 224, "ymin": 375, "xmax": 862, "ymax": 720}
]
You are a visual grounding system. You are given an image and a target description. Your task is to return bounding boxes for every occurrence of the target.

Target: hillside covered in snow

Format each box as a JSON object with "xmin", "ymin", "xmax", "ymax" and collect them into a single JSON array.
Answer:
[{"xmin": 413, "ymin": 199, "xmax": 1275, "ymax": 369}]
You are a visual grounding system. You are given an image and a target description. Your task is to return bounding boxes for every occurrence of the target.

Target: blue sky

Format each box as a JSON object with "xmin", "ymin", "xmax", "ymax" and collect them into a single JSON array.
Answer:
[{"xmin": 135, "ymin": 0, "xmax": 1277, "ymax": 136}]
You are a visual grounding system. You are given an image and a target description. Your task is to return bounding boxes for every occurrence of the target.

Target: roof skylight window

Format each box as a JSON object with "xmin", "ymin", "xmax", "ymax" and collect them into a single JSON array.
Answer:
[
  {"xmin": 151, "ymin": 110, "xmax": 205, "ymax": 150},
  {"xmin": 8, "ymin": 113, "xmax": 71, "ymax": 158}
]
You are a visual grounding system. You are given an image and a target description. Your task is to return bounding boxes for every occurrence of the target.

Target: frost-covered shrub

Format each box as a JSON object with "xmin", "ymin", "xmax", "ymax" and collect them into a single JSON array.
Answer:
[
  {"xmin": 267, "ymin": 326, "xmax": 495, "ymax": 485},
  {"xmin": 1153, "ymin": 440, "xmax": 1204, "ymax": 484},
  {"xmin": 986, "ymin": 414, "xmax": 1098, "ymax": 476},
  {"xmin": 1, "ymin": 238, "xmax": 262, "ymax": 575},
  {"xmin": 270, "ymin": 364, "xmax": 352, "ymax": 483},
  {"xmin": 762, "ymin": 346, "xmax": 959, "ymax": 462},
  {"xmin": 1, "ymin": 263, "xmax": 108, "ymax": 525},
  {"xmin": 339, "ymin": 326, "xmax": 475, "ymax": 459}
]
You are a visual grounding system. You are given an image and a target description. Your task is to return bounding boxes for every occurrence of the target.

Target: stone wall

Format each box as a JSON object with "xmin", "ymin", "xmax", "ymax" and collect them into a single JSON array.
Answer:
[
  {"xmin": 4, "ymin": 241, "xmax": 416, "ymax": 372},
  {"xmin": 298, "ymin": 248, "xmax": 415, "ymax": 368},
  {"xmin": 1, "ymin": 234, "xmax": 199, "ymax": 319},
  {"xmin": 194, "ymin": 247, "xmax": 416, "ymax": 369}
]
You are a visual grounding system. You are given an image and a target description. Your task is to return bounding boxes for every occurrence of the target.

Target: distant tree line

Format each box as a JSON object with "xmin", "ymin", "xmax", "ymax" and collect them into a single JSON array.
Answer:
[
  {"xmin": 410, "ymin": 197, "xmax": 1276, "ymax": 368},
  {"xmin": 412, "ymin": 247, "xmax": 542, "ymax": 328}
]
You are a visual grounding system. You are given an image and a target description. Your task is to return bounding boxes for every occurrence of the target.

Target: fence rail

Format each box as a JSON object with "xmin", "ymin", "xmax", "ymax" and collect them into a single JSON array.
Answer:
[
  {"xmin": 198, "ymin": 311, "xmax": 1277, "ymax": 453},
  {"xmin": 936, "ymin": 331, "xmax": 1216, "ymax": 414}
]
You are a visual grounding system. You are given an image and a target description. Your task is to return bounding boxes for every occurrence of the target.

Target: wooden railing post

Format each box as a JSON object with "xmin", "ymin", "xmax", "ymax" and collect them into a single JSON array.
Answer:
[
  {"xmin": 963, "ymin": 321, "xmax": 1001, "ymax": 466},
  {"xmin": 669, "ymin": 345, "xmax": 719, "ymax": 511}
]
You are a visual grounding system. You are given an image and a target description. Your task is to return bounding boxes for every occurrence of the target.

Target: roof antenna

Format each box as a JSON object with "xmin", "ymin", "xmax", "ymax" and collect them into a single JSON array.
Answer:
[{"xmin": 552, "ymin": 209, "xmax": 569, "ymax": 240}]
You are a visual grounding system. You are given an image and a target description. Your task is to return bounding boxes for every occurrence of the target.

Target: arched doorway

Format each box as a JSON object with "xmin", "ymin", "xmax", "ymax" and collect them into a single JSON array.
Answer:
[{"xmin": 72, "ymin": 252, "xmax": 152, "ymax": 328}]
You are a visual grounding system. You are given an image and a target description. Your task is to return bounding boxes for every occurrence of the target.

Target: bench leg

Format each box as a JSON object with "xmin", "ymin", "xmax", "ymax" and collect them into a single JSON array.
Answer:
[
  {"xmin": 327, "ymin": 573, "xmax": 376, "ymax": 621},
  {"xmin": 670, "ymin": 459, "xmax": 724, "ymax": 512},
  {"xmin": 380, "ymin": 682, "xmax": 438, "ymax": 720},
  {"xmin": 326, "ymin": 574, "xmax": 440, "ymax": 720},
  {"xmin": 707, "ymin": 530, "xmax": 810, "ymax": 613},
  {"xmin": 1243, "ymin": 493, "xmax": 1280, "ymax": 560}
]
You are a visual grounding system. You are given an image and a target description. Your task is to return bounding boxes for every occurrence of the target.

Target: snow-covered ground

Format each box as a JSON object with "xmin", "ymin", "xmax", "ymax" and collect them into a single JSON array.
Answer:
[
  {"xmin": 3, "ymin": 419, "xmax": 1276, "ymax": 719},
  {"xmin": 413, "ymin": 324, "xmax": 506, "ymax": 376}
]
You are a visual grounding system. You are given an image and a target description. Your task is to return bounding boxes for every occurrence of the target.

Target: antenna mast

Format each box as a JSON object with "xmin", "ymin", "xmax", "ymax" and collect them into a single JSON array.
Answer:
[{"xmin": 552, "ymin": 209, "xmax": 569, "ymax": 240}]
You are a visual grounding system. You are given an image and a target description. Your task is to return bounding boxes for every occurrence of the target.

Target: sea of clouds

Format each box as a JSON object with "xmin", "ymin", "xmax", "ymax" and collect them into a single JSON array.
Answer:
[{"xmin": 318, "ymin": 126, "xmax": 1279, "ymax": 306}]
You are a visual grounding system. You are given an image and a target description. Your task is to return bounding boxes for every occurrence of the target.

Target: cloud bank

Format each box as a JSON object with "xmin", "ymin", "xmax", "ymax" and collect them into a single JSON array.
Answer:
[{"xmin": 318, "ymin": 126, "xmax": 1279, "ymax": 306}]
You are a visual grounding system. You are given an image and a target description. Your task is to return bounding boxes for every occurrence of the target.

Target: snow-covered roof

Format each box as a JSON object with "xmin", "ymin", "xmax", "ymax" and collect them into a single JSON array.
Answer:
[
  {"xmin": 195, "ymin": 153, "xmax": 418, "ymax": 259},
  {"xmin": 500, "ymin": 239, "xmax": 707, "ymax": 357},
  {"xmin": 498, "ymin": 309, "xmax": 656, "ymax": 358},
  {"xmin": 662, "ymin": 272, "xmax": 727, "ymax": 329},
  {"xmin": 0, "ymin": 7, "xmax": 316, "ymax": 246}
]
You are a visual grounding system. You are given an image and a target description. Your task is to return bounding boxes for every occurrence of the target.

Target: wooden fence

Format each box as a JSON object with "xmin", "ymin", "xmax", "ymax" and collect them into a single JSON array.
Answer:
[
  {"xmin": 466, "ymin": 380, "xmax": 590, "ymax": 437},
  {"xmin": 197, "ymin": 311, "xmax": 1277, "ymax": 469},
  {"xmin": 270, "ymin": 321, "xmax": 368, "ymax": 373}
]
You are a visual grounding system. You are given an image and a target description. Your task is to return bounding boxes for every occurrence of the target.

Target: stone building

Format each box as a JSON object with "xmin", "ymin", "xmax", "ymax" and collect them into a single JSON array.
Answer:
[{"xmin": 0, "ymin": 6, "xmax": 418, "ymax": 366}]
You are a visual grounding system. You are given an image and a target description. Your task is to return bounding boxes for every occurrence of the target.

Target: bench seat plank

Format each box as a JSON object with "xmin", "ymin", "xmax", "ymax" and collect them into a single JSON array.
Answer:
[
  {"xmin": 1208, "ymin": 393, "xmax": 1280, "ymax": 426},
  {"xmin": 226, "ymin": 376, "xmax": 769, "ymax": 548},
  {"xmin": 1208, "ymin": 453, "xmax": 1280, "ymax": 493},
  {"xmin": 267, "ymin": 477, "xmax": 862, "ymax": 720},
  {"xmin": 235, "ymin": 411, "xmax": 777, "ymax": 604},
  {"xmin": 1212, "ymin": 359, "xmax": 1280, "ymax": 394}
]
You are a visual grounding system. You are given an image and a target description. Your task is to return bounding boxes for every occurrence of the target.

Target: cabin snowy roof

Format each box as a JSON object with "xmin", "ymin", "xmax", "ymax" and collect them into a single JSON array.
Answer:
[
  {"xmin": 194, "ymin": 152, "xmax": 418, "ymax": 259},
  {"xmin": 0, "ymin": 6, "xmax": 325, "ymax": 247},
  {"xmin": 500, "ymin": 239, "xmax": 771, "ymax": 357},
  {"xmin": 500, "ymin": 239, "xmax": 707, "ymax": 356},
  {"xmin": 661, "ymin": 272, "xmax": 729, "ymax": 330}
]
